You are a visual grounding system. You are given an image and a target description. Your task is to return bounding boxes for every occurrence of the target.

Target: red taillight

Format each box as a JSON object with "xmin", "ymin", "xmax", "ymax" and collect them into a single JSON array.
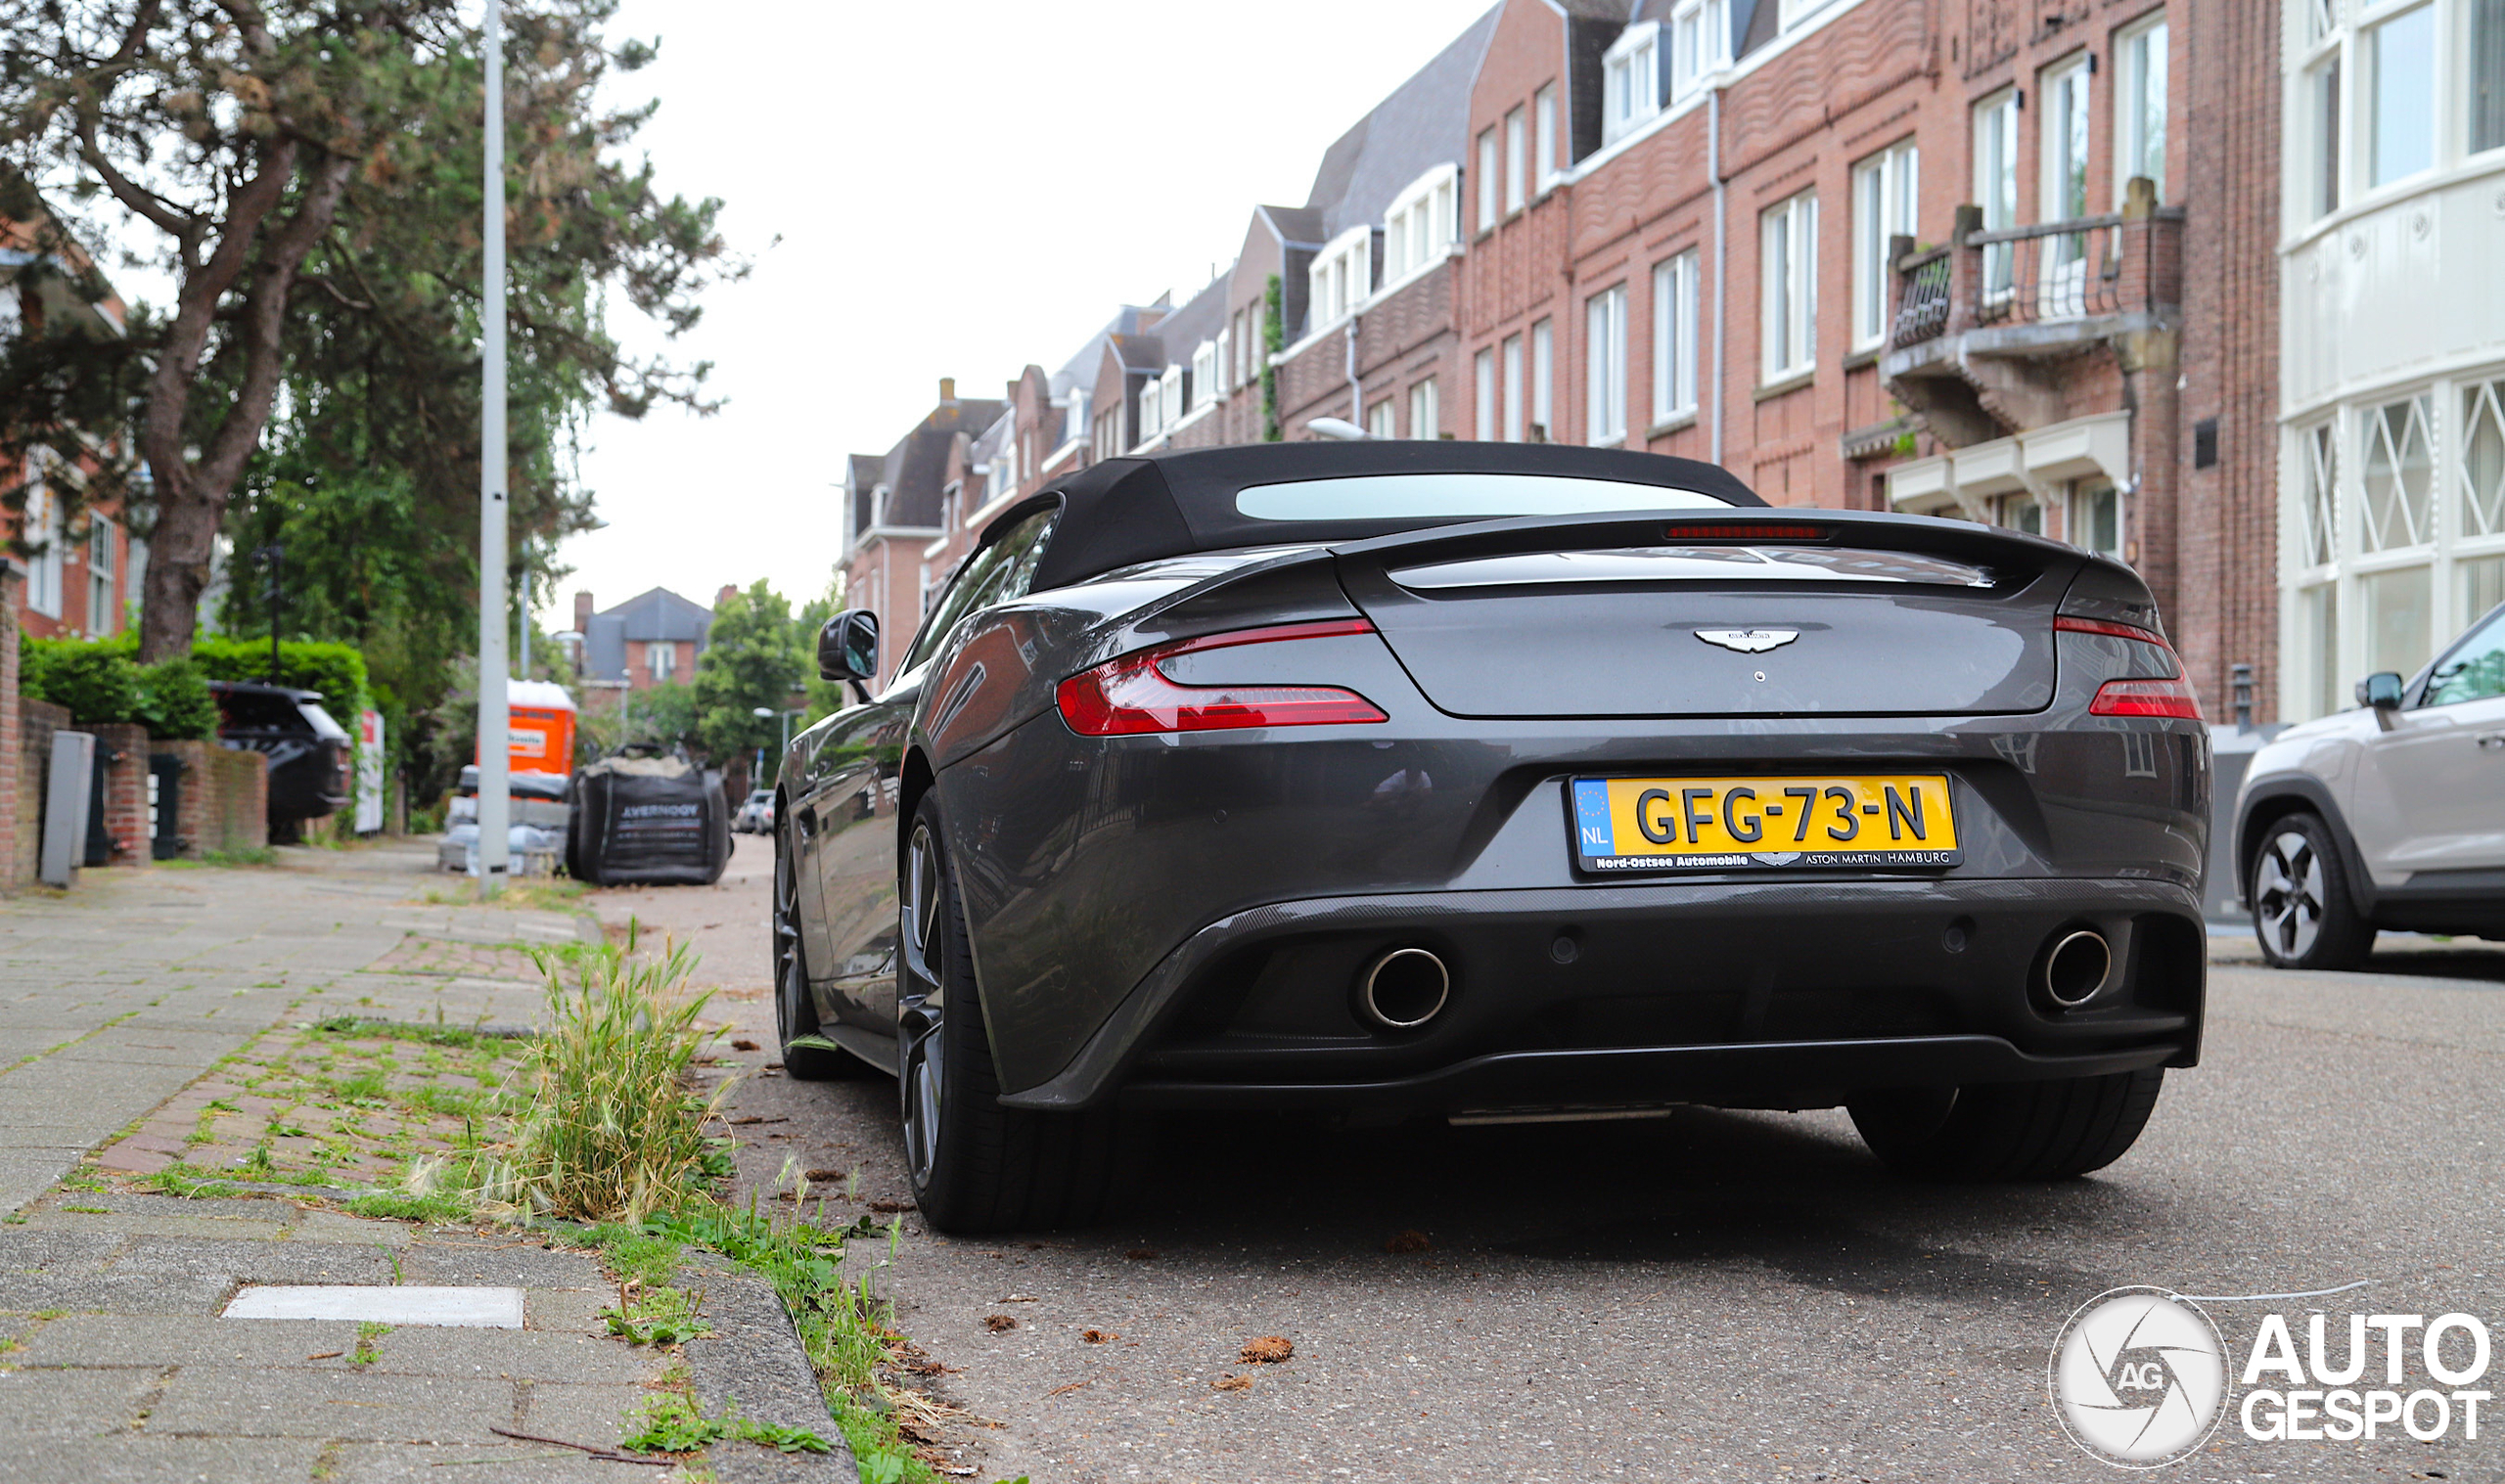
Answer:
[
  {"xmin": 2088, "ymin": 677, "xmax": 2205, "ymax": 720},
  {"xmin": 2055, "ymin": 614, "xmax": 2170, "ymax": 647},
  {"xmin": 1662, "ymin": 521, "xmax": 1830, "ymax": 541},
  {"xmin": 1055, "ymin": 619, "xmax": 1389, "ymax": 737}
]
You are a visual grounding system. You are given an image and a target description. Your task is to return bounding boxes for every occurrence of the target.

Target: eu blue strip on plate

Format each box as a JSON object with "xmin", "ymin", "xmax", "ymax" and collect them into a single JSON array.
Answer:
[{"xmin": 1571, "ymin": 779, "xmax": 1614, "ymax": 857}]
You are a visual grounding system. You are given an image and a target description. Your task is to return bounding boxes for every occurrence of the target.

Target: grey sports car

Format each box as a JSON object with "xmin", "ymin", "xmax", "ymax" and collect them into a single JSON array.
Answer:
[{"xmin": 773, "ymin": 443, "xmax": 2209, "ymax": 1234}]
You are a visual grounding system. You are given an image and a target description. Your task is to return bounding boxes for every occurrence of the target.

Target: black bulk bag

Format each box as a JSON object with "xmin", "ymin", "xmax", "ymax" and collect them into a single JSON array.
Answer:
[{"xmin": 569, "ymin": 747, "xmax": 729, "ymax": 885}]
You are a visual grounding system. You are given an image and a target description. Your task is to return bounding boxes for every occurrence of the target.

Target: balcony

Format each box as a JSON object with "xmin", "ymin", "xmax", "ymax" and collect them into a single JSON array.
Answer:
[{"xmin": 1880, "ymin": 179, "xmax": 2181, "ymax": 449}]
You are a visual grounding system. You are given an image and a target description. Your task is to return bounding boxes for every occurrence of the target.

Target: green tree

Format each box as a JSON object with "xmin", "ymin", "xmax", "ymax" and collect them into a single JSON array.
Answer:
[
  {"xmin": 693, "ymin": 581, "xmax": 805, "ymax": 773},
  {"xmin": 0, "ymin": 0, "xmax": 738, "ymax": 659}
]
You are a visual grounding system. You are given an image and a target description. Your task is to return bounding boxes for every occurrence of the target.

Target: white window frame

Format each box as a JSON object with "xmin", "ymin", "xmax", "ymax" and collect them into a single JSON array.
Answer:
[
  {"xmin": 1161, "ymin": 366, "xmax": 1183, "ymax": 428},
  {"xmin": 2041, "ymin": 53, "xmax": 2093, "ymax": 224},
  {"xmin": 1504, "ymin": 106, "xmax": 1527, "ymax": 215},
  {"xmin": 85, "ymin": 515, "xmax": 114, "ymax": 636},
  {"xmin": 1191, "ymin": 340, "xmax": 1218, "ymax": 412},
  {"xmin": 1306, "ymin": 224, "xmax": 1372, "ymax": 334},
  {"xmin": 1761, "ymin": 190, "xmax": 1819, "ymax": 382},
  {"xmin": 1367, "ymin": 398, "xmax": 1396, "ymax": 440},
  {"xmin": 1476, "ymin": 126, "xmax": 1499, "ymax": 233},
  {"xmin": 2364, "ymin": 1, "xmax": 2437, "ymax": 191},
  {"xmin": 649, "ymin": 642, "xmax": 675, "ymax": 683},
  {"xmin": 1531, "ymin": 319, "xmax": 1554, "ymax": 441},
  {"xmin": 1975, "ymin": 89, "xmax": 2020, "ymax": 296},
  {"xmin": 1671, "ymin": 0, "xmax": 1728, "ymax": 102},
  {"xmin": 1475, "ymin": 348, "xmax": 1497, "ymax": 439},
  {"xmin": 1586, "ymin": 283, "xmax": 1630, "ymax": 445},
  {"xmin": 1850, "ymin": 139, "xmax": 1918, "ymax": 352},
  {"xmin": 1136, "ymin": 374, "xmax": 1163, "ymax": 444},
  {"xmin": 1778, "ymin": 0, "xmax": 1839, "ymax": 30},
  {"xmin": 1213, "ymin": 328, "xmax": 1233, "ymax": 395},
  {"xmin": 23, "ymin": 454, "xmax": 61, "ymax": 619},
  {"xmin": 1502, "ymin": 333, "xmax": 1526, "ymax": 443},
  {"xmin": 1410, "ymin": 377, "xmax": 1440, "ymax": 439},
  {"xmin": 1653, "ymin": 250, "xmax": 1700, "ymax": 424},
  {"xmin": 1384, "ymin": 163, "xmax": 1460, "ymax": 285},
  {"xmin": 1534, "ymin": 84, "xmax": 1560, "ymax": 193},
  {"xmin": 1603, "ymin": 22, "xmax": 1662, "ymax": 146},
  {"xmin": 2114, "ymin": 13, "xmax": 2169, "ymax": 202}
]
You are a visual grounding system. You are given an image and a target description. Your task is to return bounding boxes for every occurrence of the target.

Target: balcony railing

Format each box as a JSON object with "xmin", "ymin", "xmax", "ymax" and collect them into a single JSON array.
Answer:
[{"xmin": 1888, "ymin": 183, "xmax": 2180, "ymax": 354}]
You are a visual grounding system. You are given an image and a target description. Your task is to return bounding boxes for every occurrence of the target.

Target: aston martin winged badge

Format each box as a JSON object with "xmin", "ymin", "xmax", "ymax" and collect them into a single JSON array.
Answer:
[{"xmin": 1694, "ymin": 628, "xmax": 1799, "ymax": 653}]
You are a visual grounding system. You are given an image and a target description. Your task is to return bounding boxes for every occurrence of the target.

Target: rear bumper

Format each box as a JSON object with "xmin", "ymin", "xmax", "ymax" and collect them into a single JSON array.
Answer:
[{"xmin": 995, "ymin": 876, "xmax": 2206, "ymax": 1112}]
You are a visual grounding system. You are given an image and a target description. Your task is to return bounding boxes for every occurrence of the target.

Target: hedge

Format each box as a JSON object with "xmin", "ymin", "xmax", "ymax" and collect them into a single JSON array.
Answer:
[{"xmin": 19, "ymin": 634, "xmax": 367, "ymax": 742}]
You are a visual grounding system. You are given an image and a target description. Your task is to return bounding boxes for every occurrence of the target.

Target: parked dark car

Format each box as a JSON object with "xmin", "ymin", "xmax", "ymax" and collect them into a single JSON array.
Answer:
[
  {"xmin": 208, "ymin": 680, "xmax": 351, "ymax": 840},
  {"xmin": 771, "ymin": 443, "xmax": 2211, "ymax": 1233}
]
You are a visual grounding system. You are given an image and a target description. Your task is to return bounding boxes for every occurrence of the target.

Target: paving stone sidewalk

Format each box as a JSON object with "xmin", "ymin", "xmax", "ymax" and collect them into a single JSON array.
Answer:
[{"xmin": 0, "ymin": 846, "xmax": 854, "ymax": 1483}]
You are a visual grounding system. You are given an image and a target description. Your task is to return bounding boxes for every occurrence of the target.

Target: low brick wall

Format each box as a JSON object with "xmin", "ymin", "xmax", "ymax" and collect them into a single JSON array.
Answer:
[
  {"xmin": 16, "ymin": 697, "xmax": 68, "ymax": 886},
  {"xmin": 150, "ymin": 740, "xmax": 269, "ymax": 858},
  {"xmin": 90, "ymin": 721, "xmax": 152, "ymax": 868}
]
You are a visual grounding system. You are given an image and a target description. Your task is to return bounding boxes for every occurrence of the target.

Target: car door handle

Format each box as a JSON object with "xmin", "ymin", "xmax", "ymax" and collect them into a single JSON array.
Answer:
[
  {"xmin": 2479, "ymin": 733, "xmax": 2505, "ymax": 750},
  {"xmin": 795, "ymin": 806, "xmax": 818, "ymax": 837}
]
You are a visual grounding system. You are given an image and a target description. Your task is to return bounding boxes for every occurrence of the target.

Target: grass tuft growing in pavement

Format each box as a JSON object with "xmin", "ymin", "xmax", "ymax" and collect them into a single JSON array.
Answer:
[{"xmin": 483, "ymin": 935, "xmax": 728, "ymax": 1225}]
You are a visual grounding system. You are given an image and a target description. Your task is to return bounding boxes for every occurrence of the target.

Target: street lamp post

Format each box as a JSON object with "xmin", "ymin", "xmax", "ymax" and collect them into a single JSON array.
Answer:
[
  {"xmin": 473, "ymin": 0, "xmax": 511, "ymax": 896},
  {"xmin": 753, "ymin": 705, "xmax": 803, "ymax": 785}
]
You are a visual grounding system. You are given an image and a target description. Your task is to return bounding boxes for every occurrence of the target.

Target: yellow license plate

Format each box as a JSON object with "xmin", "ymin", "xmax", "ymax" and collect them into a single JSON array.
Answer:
[{"xmin": 1570, "ymin": 775, "xmax": 1960, "ymax": 872}]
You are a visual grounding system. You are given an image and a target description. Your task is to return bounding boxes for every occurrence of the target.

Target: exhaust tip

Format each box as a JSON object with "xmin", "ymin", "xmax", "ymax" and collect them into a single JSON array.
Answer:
[
  {"xmin": 1359, "ymin": 947, "xmax": 1450, "ymax": 1030},
  {"xmin": 2040, "ymin": 928, "xmax": 2112, "ymax": 1008}
]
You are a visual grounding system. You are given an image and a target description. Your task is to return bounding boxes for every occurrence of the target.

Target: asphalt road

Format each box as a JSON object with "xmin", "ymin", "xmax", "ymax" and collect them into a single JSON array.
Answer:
[{"xmin": 663, "ymin": 835, "xmax": 2505, "ymax": 1483}]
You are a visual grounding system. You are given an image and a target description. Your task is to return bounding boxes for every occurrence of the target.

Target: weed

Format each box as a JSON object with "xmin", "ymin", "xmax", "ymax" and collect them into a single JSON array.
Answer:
[
  {"xmin": 619, "ymin": 1393, "xmax": 830, "ymax": 1456},
  {"xmin": 0, "ymin": 1335, "xmax": 20, "ymax": 1355},
  {"xmin": 603, "ymin": 1284, "xmax": 712, "ymax": 1347},
  {"xmin": 484, "ymin": 941, "xmax": 726, "ymax": 1223},
  {"xmin": 342, "ymin": 1191, "xmax": 470, "ymax": 1224},
  {"xmin": 349, "ymin": 1322, "xmax": 389, "ymax": 1367},
  {"xmin": 60, "ymin": 1204, "xmax": 109, "ymax": 1215}
]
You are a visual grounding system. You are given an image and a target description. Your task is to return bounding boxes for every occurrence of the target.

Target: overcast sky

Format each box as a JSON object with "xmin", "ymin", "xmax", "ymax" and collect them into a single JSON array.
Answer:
[{"xmin": 556, "ymin": 0, "xmax": 1498, "ymax": 627}]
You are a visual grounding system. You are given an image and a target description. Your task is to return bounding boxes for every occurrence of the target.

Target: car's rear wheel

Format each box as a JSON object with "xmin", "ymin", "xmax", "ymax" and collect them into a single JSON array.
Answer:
[
  {"xmin": 898, "ymin": 799, "xmax": 1132, "ymax": 1234},
  {"xmin": 2250, "ymin": 813, "xmax": 2375, "ymax": 970},
  {"xmin": 775, "ymin": 824, "xmax": 871, "ymax": 1081},
  {"xmin": 1847, "ymin": 1068, "xmax": 2164, "ymax": 1181}
]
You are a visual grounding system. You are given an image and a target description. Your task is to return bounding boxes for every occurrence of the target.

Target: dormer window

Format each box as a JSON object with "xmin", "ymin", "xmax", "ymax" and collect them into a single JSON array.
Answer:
[
  {"xmin": 1191, "ymin": 340, "xmax": 1218, "ymax": 411},
  {"xmin": 1603, "ymin": 22, "xmax": 1661, "ymax": 145},
  {"xmin": 1306, "ymin": 224, "xmax": 1373, "ymax": 333},
  {"xmin": 1383, "ymin": 164, "xmax": 1459, "ymax": 283},
  {"xmin": 1136, "ymin": 376, "xmax": 1163, "ymax": 444},
  {"xmin": 1777, "ymin": 0, "xmax": 1838, "ymax": 30},
  {"xmin": 1670, "ymin": 0, "xmax": 1726, "ymax": 102},
  {"xmin": 1064, "ymin": 389, "xmax": 1087, "ymax": 447}
]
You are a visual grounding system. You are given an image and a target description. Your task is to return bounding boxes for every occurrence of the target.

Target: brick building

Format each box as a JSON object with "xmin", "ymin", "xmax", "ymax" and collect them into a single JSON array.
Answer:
[
  {"xmin": 572, "ymin": 587, "xmax": 715, "ymax": 691},
  {"xmin": 3, "ymin": 202, "xmax": 141, "ymax": 645},
  {"xmin": 838, "ymin": 382, "xmax": 1007, "ymax": 686},
  {"xmin": 841, "ymin": 0, "xmax": 2282, "ymax": 716}
]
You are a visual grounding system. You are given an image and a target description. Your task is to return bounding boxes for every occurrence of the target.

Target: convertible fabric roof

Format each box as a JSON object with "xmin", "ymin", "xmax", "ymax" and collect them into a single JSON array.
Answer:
[{"xmin": 993, "ymin": 442, "xmax": 1769, "ymax": 594}]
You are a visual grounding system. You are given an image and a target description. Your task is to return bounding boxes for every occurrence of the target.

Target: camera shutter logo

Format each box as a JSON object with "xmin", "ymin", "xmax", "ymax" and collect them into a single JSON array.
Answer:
[{"xmin": 2049, "ymin": 1287, "xmax": 2227, "ymax": 1467}]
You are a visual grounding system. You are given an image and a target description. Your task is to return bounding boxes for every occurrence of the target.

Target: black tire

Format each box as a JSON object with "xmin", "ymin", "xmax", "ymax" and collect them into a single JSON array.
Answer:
[
  {"xmin": 898, "ymin": 797, "xmax": 1135, "ymax": 1234},
  {"xmin": 774, "ymin": 823, "xmax": 874, "ymax": 1081},
  {"xmin": 2249, "ymin": 811, "xmax": 2376, "ymax": 970},
  {"xmin": 1848, "ymin": 1068, "xmax": 2165, "ymax": 1181}
]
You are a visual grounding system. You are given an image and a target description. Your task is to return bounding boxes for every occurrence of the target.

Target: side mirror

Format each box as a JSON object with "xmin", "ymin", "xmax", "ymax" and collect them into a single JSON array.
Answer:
[
  {"xmin": 2357, "ymin": 670, "xmax": 2404, "ymax": 729},
  {"xmin": 818, "ymin": 609, "xmax": 879, "ymax": 689}
]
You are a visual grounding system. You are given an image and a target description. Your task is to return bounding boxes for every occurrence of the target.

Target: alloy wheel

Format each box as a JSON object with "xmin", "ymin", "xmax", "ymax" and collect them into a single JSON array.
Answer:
[
  {"xmin": 897, "ymin": 821, "xmax": 948, "ymax": 1189},
  {"xmin": 2254, "ymin": 829, "xmax": 2326, "ymax": 961},
  {"xmin": 773, "ymin": 826, "xmax": 805, "ymax": 1045}
]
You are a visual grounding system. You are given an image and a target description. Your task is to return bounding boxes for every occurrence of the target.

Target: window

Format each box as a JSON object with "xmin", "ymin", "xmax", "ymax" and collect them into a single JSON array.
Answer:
[
  {"xmin": 1975, "ymin": 91, "xmax": 2020, "ymax": 295},
  {"xmin": 2368, "ymin": 5, "xmax": 2435, "ymax": 187},
  {"xmin": 1851, "ymin": 141, "xmax": 1918, "ymax": 351},
  {"xmin": 1385, "ymin": 165, "xmax": 1459, "ymax": 281},
  {"xmin": 1191, "ymin": 341, "xmax": 1217, "ymax": 412},
  {"xmin": 2115, "ymin": 16, "xmax": 2168, "ymax": 200},
  {"xmin": 1672, "ymin": 0, "xmax": 1727, "ymax": 101},
  {"xmin": 1586, "ymin": 284, "xmax": 1630, "ymax": 444},
  {"xmin": 901, "ymin": 507, "xmax": 1060, "ymax": 673},
  {"xmin": 1136, "ymin": 375, "xmax": 1163, "ymax": 444},
  {"xmin": 1995, "ymin": 493, "xmax": 2044, "ymax": 536},
  {"xmin": 1307, "ymin": 227, "xmax": 1371, "ymax": 332},
  {"xmin": 1531, "ymin": 319, "xmax": 1554, "ymax": 442},
  {"xmin": 1409, "ymin": 378, "xmax": 1440, "ymax": 439},
  {"xmin": 2300, "ymin": 419, "xmax": 2340, "ymax": 566},
  {"xmin": 1367, "ymin": 398, "xmax": 1396, "ymax": 440},
  {"xmin": 1653, "ymin": 250, "xmax": 1700, "ymax": 422},
  {"xmin": 2301, "ymin": 584, "xmax": 2342, "ymax": 719},
  {"xmin": 2308, "ymin": 53, "xmax": 2344, "ymax": 217},
  {"xmin": 1161, "ymin": 367, "xmax": 1182, "ymax": 428},
  {"xmin": 2476, "ymin": 0, "xmax": 2505, "ymax": 154},
  {"xmin": 1213, "ymin": 329, "xmax": 1232, "ymax": 395},
  {"xmin": 1504, "ymin": 107, "xmax": 1527, "ymax": 214},
  {"xmin": 23, "ymin": 458, "xmax": 60, "ymax": 619},
  {"xmin": 1534, "ymin": 85, "xmax": 1559, "ymax": 192},
  {"xmin": 2360, "ymin": 393, "xmax": 2434, "ymax": 551},
  {"xmin": 1603, "ymin": 22, "xmax": 1661, "ymax": 145},
  {"xmin": 2041, "ymin": 56, "xmax": 2093, "ymax": 313},
  {"xmin": 1477, "ymin": 127, "xmax": 1498, "ymax": 233},
  {"xmin": 2465, "ymin": 378, "xmax": 2505, "ymax": 538},
  {"xmin": 649, "ymin": 643, "xmax": 675, "ymax": 683},
  {"xmin": 1475, "ymin": 347, "xmax": 1496, "ymax": 439},
  {"xmin": 2071, "ymin": 482, "xmax": 2123, "ymax": 562},
  {"xmin": 2364, "ymin": 563, "xmax": 2434, "ymax": 678},
  {"xmin": 1502, "ymin": 334, "xmax": 1525, "ymax": 443},
  {"xmin": 2422, "ymin": 606, "xmax": 2505, "ymax": 705},
  {"xmin": 85, "ymin": 517, "xmax": 114, "ymax": 635},
  {"xmin": 1761, "ymin": 191, "xmax": 1818, "ymax": 381},
  {"xmin": 1778, "ymin": 0, "xmax": 1838, "ymax": 28},
  {"xmin": 1066, "ymin": 389, "xmax": 1088, "ymax": 447}
]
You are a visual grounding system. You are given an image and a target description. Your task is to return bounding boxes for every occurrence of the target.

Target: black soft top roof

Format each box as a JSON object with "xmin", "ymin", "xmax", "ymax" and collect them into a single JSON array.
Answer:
[{"xmin": 986, "ymin": 441, "xmax": 1767, "ymax": 593}]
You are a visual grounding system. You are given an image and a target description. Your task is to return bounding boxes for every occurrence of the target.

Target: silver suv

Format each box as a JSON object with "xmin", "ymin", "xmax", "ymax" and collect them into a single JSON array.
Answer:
[{"xmin": 2235, "ymin": 603, "xmax": 2505, "ymax": 967}]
